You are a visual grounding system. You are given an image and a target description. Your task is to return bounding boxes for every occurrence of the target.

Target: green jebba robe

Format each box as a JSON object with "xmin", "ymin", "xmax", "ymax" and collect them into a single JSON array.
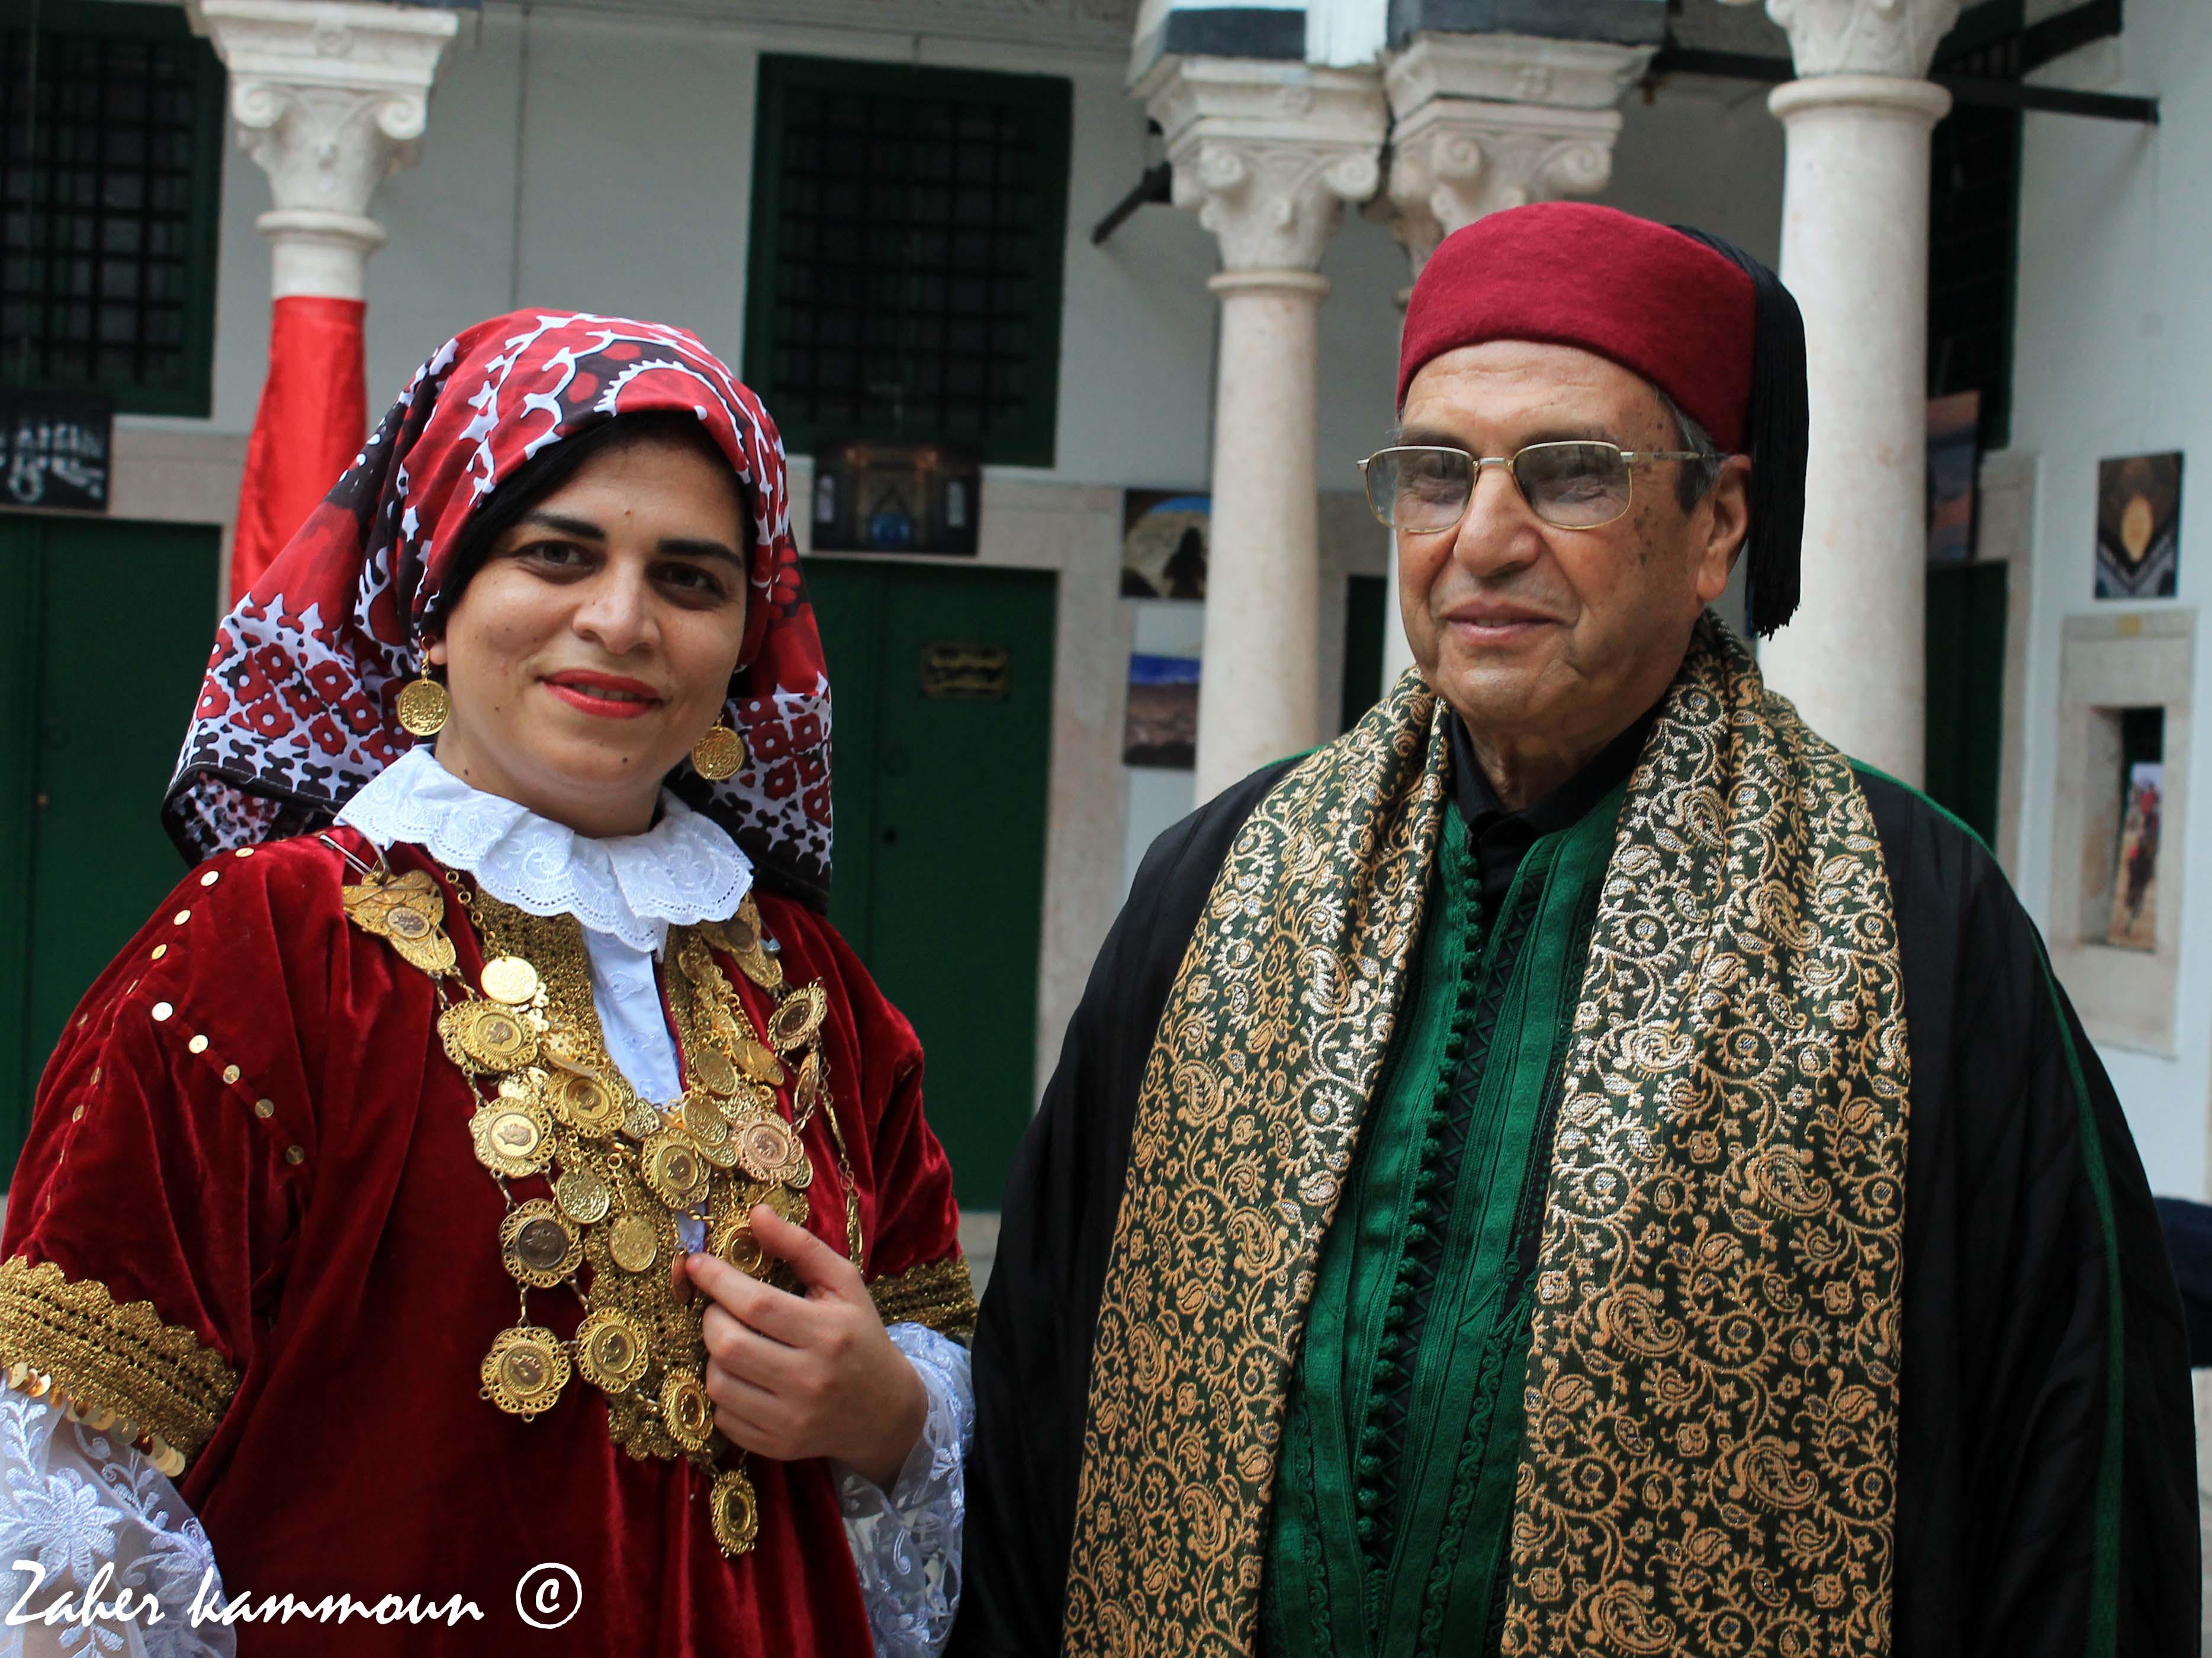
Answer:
[
  {"xmin": 953, "ymin": 616, "xmax": 2197, "ymax": 1658},
  {"xmin": 1262, "ymin": 776, "xmax": 1621, "ymax": 1657}
]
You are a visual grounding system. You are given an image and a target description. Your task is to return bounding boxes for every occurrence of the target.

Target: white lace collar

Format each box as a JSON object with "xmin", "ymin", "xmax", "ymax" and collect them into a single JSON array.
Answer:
[{"xmin": 335, "ymin": 746, "xmax": 754, "ymax": 955}]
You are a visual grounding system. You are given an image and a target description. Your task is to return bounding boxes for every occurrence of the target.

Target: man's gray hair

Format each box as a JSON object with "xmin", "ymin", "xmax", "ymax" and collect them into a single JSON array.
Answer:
[{"xmin": 1657, "ymin": 387, "xmax": 1725, "ymax": 510}]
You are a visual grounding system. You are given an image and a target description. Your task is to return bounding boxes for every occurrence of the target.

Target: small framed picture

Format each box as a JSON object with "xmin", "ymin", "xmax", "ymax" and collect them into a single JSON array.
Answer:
[
  {"xmin": 2107, "ymin": 761, "xmax": 2162, "ymax": 950},
  {"xmin": 1123, "ymin": 654, "xmax": 1200, "ymax": 770},
  {"xmin": 811, "ymin": 439, "xmax": 982, "ymax": 557},
  {"xmin": 2094, "ymin": 452, "xmax": 2182, "ymax": 599},
  {"xmin": 1925, "ymin": 391, "xmax": 1980, "ymax": 565},
  {"xmin": 1121, "ymin": 491, "xmax": 1209, "ymax": 599}
]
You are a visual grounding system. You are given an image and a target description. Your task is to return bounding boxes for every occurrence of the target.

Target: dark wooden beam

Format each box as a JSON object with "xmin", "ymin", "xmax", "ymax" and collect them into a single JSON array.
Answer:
[{"xmin": 1646, "ymin": 46, "xmax": 2157, "ymax": 125}]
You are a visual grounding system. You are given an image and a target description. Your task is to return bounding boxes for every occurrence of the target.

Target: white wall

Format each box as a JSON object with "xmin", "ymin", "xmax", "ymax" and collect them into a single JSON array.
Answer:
[
  {"xmin": 169, "ymin": 7, "xmax": 1785, "ymax": 480},
  {"xmin": 166, "ymin": 2, "xmax": 1236, "ymax": 499},
  {"xmin": 2011, "ymin": 0, "xmax": 2210, "ymax": 1198}
]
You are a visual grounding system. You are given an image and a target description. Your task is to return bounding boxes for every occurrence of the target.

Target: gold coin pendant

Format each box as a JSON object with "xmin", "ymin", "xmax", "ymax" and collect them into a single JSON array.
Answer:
[
  {"xmin": 555, "ymin": 1165, "xmax": 613, "ymax": 1225},
  {"xmin": 713, "ymin": 1217, "xmax": 770, "ymax": 1278},
  {"xmin": 722, "ymin": 904, "xmax": 760, "ymax": 954},
  {"xmin": 575, "ymin": 1309, "xmax": 652, "ymax": 1393},
  {"xmin": 733, "ymin": 1116, "xmax": 800, "ymax": 1185},
  {"xmin": 500, "ymin": 1200, "xmax": 581, "ymax": 1287},
  {"xmin": 710, "ymin": 1467, "xmax": 760, "ymax": 1559},
  {"xmin": 446, "ymin": 1001, "xmax": 537, "ymax": 1071},
  {"xmin": 734, "ymin": 1037, "xmax": 785, "ymax": 1087},
  {"xmin": 766, "ymin": 983, "xmax": 827, "ymax": 1053},
  {"xmin": 397, "ymin": 677, "xmax": 451, "ymax": 738},
  {"xmin": 735, "ymin": 947, "xmax": 785, "ymax": 992},
  {"xmin": 471, "ymin": 1101, "xmax": 552, "ymax": 1178},
  {"xmin": 608, "ymin": 1214, "xmax": 660, "ymax": 1274},
  {"xmin": 642, "ymin": 1132, "xmax": 709, "ymax": 1210},
  {"xmin": 481, "ymin": 1326, "xmax": 571, "ymax": 1418},
  {"xmin": 681, "ymin": 1100, "xmax": 730, "ymax": 1148},
  {"xmin": 480, "ymin": 956, "xmax": 542, "ymax": 1006},
  {"xmin": 733, "ymin": 1180, "xmax": 809, "ymax": 1228},
  {"xmin": 692, "ymin": 724, "xmax": 745, "ymax": 780},
  {"xmin": 690, "ymin": 1046, "xmax": 739, "ymax": 1098},
  {"xmin": 550, "ymin": 1071, "xmax": 622, "ymax": 1136},
  {"xmin": 795, "ymin": 1049, "xmax": 826, "ymax": 1116},
  {"xmin": 661, "ymin": 1370, "xmax": 715, "ymax": 1453}
]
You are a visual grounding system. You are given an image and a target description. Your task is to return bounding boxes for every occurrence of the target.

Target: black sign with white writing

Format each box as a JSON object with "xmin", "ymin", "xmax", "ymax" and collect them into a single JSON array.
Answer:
[{"xmin": 0, "ymin": 390, "xmax": 112, "ymax": 512}]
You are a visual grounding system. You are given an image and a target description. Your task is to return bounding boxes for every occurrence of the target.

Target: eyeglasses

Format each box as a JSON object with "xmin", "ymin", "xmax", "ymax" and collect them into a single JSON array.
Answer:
[{"xmin": 1356, "ymin": 442, "xmax": 1708, "ymax": 535}]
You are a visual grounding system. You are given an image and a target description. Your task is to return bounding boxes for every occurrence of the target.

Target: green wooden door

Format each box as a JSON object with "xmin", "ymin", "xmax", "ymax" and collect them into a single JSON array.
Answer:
[
  {"xmin": 0, "ymin": 516, "xmax": 222, "ymax": 1176},
  {"xmin": 1924, "ymin": 561, "xmax": 2007, "ymax": 846},
  {"xmin": 803, "ymin": 558, "xmax": 1056, "ymax": 1209},
  {"xmin": 1342, "ymin": 573, "xmax": 1388, "ymax": 734}
]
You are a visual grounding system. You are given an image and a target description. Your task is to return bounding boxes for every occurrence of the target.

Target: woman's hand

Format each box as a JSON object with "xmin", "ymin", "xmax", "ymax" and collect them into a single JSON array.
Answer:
[{"xmin": 686, "ymin": 1206, "xmax": 927, "ymax": 1490}]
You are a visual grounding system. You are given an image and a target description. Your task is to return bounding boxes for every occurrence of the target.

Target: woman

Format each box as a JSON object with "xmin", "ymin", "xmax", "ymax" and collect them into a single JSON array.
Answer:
[{"xmin": 0, "ymin": 313, "xmax": 973, "ymax": 1655}]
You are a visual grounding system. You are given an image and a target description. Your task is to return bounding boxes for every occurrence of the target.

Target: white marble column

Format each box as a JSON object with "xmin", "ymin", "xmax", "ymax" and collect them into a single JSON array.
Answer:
[
  {"xmin": 1732, "ymin": 0, "xmax": 1960, "ymax": 783},
  {"xmin": 1136, "ymin": 57, "xmax": 1387, "ymax": 798},
  {"xmin": 1377, "ymin": 33, "xmax": 1652, "ymax": 689},
  {"xmin": 188, "ymin": 0, "xmax": 458, "ymax": 301}
]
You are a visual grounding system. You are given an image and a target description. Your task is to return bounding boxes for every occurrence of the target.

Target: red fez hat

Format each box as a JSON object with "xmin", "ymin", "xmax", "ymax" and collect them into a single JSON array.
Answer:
[
  {"xmin": 1398, "ymin": 203, "xmax": 1754, "ymax": 448},
  {"xmin": 1398, "ymin": 201, "xmax": 1809, "ymax": 635}
]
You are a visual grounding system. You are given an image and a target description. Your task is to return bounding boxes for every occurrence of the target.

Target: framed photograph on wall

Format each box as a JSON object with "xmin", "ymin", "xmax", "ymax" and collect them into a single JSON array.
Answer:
[
  {"xmin": 1925, "ymin": 390, "xmax": 1980, "ymax": 565},
  {"xmin": 1123, "ymin": 654, "xmax": 1200, "ymax": 769},
  {"xmin": 810, "ymin": 439, "xmax": 982, "ymax": 556},
  {"xmin": 1121, "ymin": 491, "xmax": 1210, "ymax": 599},
  {"xmin": 2094, "ymin": 451, "xmax": 2182, "ymax": 599},
  {"xmin": 2107, "ymin": 760, "xmax": 2162, "ymax": 950}
]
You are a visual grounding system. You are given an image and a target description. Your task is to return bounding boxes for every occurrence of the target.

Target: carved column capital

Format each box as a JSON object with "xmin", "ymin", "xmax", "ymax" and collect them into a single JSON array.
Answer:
[
  {"xmin": 1135, "ymin": 57, "xmax": 1388, "ymax": 274},
  {"xmin": 188, "ymin": 0, "xmax": 458, "ymax": 297},
  {"xmin": 1385, "ymin": 100, "xmax": 1625, "ymax": 274},
  {"xmin": 1380, "ymin": 33, "xmax": 1653, "ymax": 277},
  {"xmin": 1724, "ymin": 0, "xmax": 1964, "ymax": 78}
]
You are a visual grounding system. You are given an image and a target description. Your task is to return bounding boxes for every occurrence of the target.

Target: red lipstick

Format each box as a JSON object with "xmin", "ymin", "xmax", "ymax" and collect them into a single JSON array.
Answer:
[{"xmin": 541, "ymin": 670, "xmax": 665, "ymax": 720}]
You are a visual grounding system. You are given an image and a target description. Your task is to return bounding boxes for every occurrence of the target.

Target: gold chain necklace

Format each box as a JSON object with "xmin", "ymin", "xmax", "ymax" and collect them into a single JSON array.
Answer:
[{"xmin": 340, "ymin": 854, "xmax": 857, "ymax": 1560}]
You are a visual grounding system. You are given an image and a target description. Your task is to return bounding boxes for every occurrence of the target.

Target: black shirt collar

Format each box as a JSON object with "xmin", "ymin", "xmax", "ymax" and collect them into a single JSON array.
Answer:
[{"xmin": 1446, "ymin": 696, "xmax": 1667, "ymax": 911}]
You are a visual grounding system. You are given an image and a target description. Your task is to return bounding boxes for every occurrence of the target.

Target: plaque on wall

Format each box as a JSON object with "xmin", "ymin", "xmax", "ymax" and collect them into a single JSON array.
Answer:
[
  {"xmin": 0, "ymin": 390, "xmax": 112, "ymax": 512},
  {"xmin": 920, "ymin": 642, "xmax": 1011, "ymax": 702},
  {"xmin": 810, "ymin": 439, "xmax": 980, "ymax": 556}
]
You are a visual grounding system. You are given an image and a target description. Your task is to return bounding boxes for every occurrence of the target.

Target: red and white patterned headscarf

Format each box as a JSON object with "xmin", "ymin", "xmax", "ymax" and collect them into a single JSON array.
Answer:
[{"xmin": 163, "ymin": 310, "xmax": 835, "ymax": 905}]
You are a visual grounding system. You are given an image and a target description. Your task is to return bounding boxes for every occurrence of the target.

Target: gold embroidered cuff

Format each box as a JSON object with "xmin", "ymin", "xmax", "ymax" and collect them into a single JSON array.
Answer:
[
  {"xmin": 0, "ymin": 1256, "xmax": 239, "ymax": 1477},
  {"xmin": 869, "ymin": 1255, "xmax": 978, "ymax": 1342}
]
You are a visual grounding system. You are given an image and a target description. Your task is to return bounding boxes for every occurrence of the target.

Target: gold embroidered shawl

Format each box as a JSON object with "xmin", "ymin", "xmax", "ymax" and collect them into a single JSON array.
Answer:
[{"xmin": 1062, "ymin": 615, "xmax": 1910, "ymax": 1657}]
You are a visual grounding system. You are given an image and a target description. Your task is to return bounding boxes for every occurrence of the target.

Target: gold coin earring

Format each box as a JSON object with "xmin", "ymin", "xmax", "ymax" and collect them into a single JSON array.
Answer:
[
  {"xmin": 691, "ymin": 716, "xmax": 747, "ymax": 782},
  {"xmin": 396, "ymin": 651, "xmax": 451, "ymax": 738}
]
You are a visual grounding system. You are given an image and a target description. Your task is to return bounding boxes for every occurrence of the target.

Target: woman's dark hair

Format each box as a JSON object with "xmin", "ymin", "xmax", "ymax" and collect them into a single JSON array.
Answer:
[{"xmin": 425, "ymin": 410, "xmax": 750, "ymax": 633}]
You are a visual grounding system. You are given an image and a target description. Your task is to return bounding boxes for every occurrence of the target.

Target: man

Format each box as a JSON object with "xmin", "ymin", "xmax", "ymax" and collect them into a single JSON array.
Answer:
[{"xmin": 953, "ymin": 204, "xmax": 2197, "ymax": 1658}]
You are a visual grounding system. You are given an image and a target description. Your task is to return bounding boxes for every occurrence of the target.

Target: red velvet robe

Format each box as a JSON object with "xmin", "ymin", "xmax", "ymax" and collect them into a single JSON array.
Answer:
[{"xmin": 1, "ymin": 829, "xmax": 968, "ymax": 1653}]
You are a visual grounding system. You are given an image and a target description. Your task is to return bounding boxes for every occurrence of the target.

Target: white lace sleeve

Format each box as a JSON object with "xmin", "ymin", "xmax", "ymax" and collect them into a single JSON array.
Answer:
[
  {"xmin": 837, "ymin": 1324, "xmax": 973, "ymax": 1658},
  {"xmin": 0, "ymin": 1387, "xmax": 233, "ymax": 1658}
]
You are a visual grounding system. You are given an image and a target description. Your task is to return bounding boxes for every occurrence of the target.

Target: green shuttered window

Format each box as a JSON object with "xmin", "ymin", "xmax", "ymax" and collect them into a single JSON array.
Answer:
[
  {"xmin": 0, "ymin": 0, "xmax": 225, "ymax": 418},
  {"xmin": 745, "ymin": 54, "xmax": 1072, "ymax": 468}
]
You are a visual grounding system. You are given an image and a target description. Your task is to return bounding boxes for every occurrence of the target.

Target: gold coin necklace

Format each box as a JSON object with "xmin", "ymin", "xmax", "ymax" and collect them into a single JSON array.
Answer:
[{"xmin": 342, "ymin": 869, "xmax": 852, "ymax": 1561}]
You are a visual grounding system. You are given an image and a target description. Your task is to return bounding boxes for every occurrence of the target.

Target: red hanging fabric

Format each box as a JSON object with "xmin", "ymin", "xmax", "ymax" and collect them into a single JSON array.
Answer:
[{"xmin": 229, "ymin": 294, "xmax": 370, "ymax": 597}]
